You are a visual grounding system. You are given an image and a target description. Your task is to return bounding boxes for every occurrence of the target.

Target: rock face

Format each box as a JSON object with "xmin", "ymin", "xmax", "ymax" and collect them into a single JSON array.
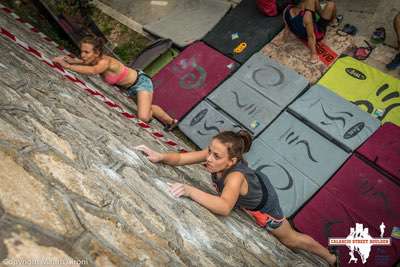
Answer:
[{"xmin": 0, "ymin": 9, "xmax": 327, "ymax": 267}]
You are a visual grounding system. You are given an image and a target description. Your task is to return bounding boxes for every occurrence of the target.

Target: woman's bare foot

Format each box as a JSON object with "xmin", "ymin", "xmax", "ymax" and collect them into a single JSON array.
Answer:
[{"xmin": 164, "ymin": 119, "xmax": 178, "ymax": 132}]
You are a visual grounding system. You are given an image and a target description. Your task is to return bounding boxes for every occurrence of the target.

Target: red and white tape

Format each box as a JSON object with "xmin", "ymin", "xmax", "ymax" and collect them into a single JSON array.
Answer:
[
  {"xmin": 0, "ymin": 3, "xmax": 75, "ymax": 57},
  {"xmin": 0, "ymin": 24, "xmax": 187, "ymax": 152}
]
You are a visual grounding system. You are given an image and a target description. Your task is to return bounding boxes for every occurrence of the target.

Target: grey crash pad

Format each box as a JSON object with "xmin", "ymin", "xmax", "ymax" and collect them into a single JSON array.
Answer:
[
  {"xmin": 235, "ymin": 53, "xmax": 308, "ymax": 108},
  {"xmin": 289, "ymin": 84, "xmax": 381, "ymax": 152},
  {"xmin": 258, "ymin": 112, "xmax": 350, "ymax": 185},
  {"xmin": 207, "ymin": 76, "xmax": 281, "ymax": 136},
  {"xmin": 143, "ymin": 0, "xmax": 231, "ymax": 47},
  {"xmin": 246, "ymin": 139, "xmax": 321, "ymax": 217},
  {"xmin": 179, "ymin": 100, "xmax": 242, "ymax": 148}
]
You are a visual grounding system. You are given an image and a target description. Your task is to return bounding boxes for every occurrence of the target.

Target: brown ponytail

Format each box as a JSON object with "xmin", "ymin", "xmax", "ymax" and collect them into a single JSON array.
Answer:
[
  {"xmin": 80, "ymin": 35, "xmax": 105, "ymax": 55},
  {"xmin": 237, "ymin": 130, "xmax": 252, "ymax": 153},
  {"xmin": 213, "ymin": 130, "xmax": 253, "ymax": 161}
]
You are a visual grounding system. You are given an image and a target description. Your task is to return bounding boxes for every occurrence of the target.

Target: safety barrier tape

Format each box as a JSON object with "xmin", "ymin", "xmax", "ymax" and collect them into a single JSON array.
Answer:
[{"xmin": 0, "ymin": 3, "xmax": 76, "ymax": 58}]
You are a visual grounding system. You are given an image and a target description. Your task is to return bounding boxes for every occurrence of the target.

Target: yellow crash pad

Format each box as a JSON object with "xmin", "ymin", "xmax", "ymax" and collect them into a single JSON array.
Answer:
[{"xmin": 319, "ymin": 56, "xmax": 400, "ymax": 126}]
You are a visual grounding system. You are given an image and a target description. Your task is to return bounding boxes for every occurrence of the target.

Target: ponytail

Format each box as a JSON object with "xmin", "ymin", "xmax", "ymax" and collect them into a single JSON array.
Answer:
[
  {"xmin": 213, "ymin": 130, "xmax": 253, "ymax": 161},
  {"xmin": 237, "ymin": 130, "xmax": 252, "ymax": 153}
]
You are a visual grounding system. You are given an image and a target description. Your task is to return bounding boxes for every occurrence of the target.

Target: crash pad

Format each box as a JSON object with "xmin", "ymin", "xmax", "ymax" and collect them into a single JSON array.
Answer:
[
  {"xmin": 179, "ymin": 100, "xmax": 242, "ymax": 149},
  {"xmin": 203, "ymin": 0, "xmax": 284, "ymax": 63},
  {"xmin": 262, "ymin": 26, "xmax": 353, "ymax": 84},
  {"xmin": 357, "ymin": 123, "xmax": 400, "ymax": 180},
  {"xmin": 318, "ymin": 56, "xmax": 400, "ymax": 126},
  {"xmin": 152, "ymin": 41, "xmax": 237, "ymax": 120},
  {"xmin": 294, "ymin": 156, "xmax": 400, "ymax": 267},
  {"xmin": 246, "ymin": 138, "xmax": 321, "ymax": 217},
  {"xmin": 289, "ymin": 84, "xmax": 381, "ymax": 152}
]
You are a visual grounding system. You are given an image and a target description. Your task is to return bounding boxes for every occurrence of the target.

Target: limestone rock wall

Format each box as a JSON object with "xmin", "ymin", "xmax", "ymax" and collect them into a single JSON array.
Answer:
[{"xmin": 0, "ymin": 9, "xmax": 326, "ymax": 267}]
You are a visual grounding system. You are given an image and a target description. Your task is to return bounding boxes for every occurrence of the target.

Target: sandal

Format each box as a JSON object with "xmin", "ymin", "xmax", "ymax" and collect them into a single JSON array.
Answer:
[
  {"xmin": 386, "ymin": 53, "xmax": 400, "ymax": 70},
  {"xmin": 371, "ymin": 27, "xmax": 386, "ymax": 44},
  {"xmin": 353, "ymin": 40, "xmax": 373, "ymax": 60},
  {"xmin": 336, "ymin": 15, "xmax": 343, "ymax": 25},
  {"xmin": 330, "ymin": 14, "xmax": 343, "ymax": 28},
  {"xmin": 164, "ymin": 119, "xmax": 178, "ymax": 132},
  {"xmin": 337, "ymin": 24, "xmax": 357, "ymax": 36}
]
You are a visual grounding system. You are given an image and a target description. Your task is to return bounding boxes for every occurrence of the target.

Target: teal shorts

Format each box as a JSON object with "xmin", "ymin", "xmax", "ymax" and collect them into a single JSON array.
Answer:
[{"xmin": 127, "ymin": 70, "xmax": 153, "ymax": 96}]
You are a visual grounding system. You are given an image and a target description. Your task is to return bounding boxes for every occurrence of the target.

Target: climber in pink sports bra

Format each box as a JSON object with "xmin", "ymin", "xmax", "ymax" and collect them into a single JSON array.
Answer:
[
  {"xmin": 103, "ymin": 65, "xmax": 129, "ymax": 85},
  {"xmin": 53, "ymin": 36, "xmax": 178, "ymax": 130}
]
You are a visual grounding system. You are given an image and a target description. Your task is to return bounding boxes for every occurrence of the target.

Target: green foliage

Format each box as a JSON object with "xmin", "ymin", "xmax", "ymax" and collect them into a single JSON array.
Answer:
[{"xmin": 113, "ymin": 41, "xmax": 145, "ymax": 63}]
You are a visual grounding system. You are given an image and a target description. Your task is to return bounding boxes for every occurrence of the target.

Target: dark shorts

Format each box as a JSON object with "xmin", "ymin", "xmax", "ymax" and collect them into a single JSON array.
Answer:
[
  {"xmin": 244, "ymin": 209, "xmax": 285, "ymax": 231},
  {"xmin": 284, "ymin": 6, "xmax": 329, "ymax": 41},
  {"xmin": 127, "ymin": 70, "xmax": 153, "ymax": 96},
  {"xmin": 316, "ymin": 15, "xmax": 330, "ymax": 35}
]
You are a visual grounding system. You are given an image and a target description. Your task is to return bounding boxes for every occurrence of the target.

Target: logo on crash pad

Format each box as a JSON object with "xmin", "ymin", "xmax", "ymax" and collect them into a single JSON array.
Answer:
[
  {"xmin": 234, "ymin": 42, "xmax": 247, "ymax": 54},
  {"xmin": 190, "ymin": 108, "xmax": 208, "ymax": 126},
  {"xmin": 343, "ymin": 122, "xmax": 365, "ymax": 139},
  {"xmin": 345, "ymin": 68, "xmax": 366, "ymax": 80}
]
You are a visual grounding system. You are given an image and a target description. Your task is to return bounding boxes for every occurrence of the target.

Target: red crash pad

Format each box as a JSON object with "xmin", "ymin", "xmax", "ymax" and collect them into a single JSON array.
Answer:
[
  {"xmin": 294, "ymin": 156, "xmax": 400, "ymax": 267},
  {"xmin": 152, "ymin": 41, "xmax": 237, "ymax": 120},
  {"xmin": 357, "ymin": 123, "xmax": 400, "ymax": 180}
]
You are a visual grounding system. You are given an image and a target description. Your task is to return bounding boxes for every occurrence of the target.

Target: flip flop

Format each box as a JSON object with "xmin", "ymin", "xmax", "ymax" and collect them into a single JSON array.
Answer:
[
  {"xmin": 336, "ymin": 15, "xmax": 343, "ymax": 25},
  {"xmin": 337, "ymin": 24, "xmax": 357, "ymax": 36},
  {"xmin": 354, "ymin": 40, "xmax": 373, "ymax": 60},
  {"xmin": 371, "ymin": 27, "xmax": 386, "ymax": 44},
  {"xmin": 164, "ymin": 119, "xmax": 179, "ymax": 132},
  {"xmin": 330, "ymin": 14, "xmax": 343, "ymax": 28},
  {"xmin": 386, "ymin": 53, "xmax": 400, "ymax": 70}
]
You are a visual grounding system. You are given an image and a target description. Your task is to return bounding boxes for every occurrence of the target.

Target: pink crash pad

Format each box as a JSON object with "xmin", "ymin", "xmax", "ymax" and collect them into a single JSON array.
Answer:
[
  {"xmin": 152, "ymin": 41, "xmax": 237, "ymax": 120},
  {"xmin": 294, "ymin": 156, "xmax": 400, "ymax": 267},
  {"xmin": 357, "ymin": 123, "xmax": 400, "ymax": 180}
]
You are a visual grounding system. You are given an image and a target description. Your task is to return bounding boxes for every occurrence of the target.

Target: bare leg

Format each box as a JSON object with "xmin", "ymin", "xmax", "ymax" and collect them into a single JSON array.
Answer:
[
  {"xmin": 387, "ymin": 13, "xmax": 400, "ymax": 69},
  {"xmin": 270, "ymin": 219, "xmax": 337, "ymax": 266},
  {"xmin": 394, "ymin": 13, "xmax": 400, "ymax": 49},
  {"xmin": 136, "ymin": 91, "xmax": 153, "ymax": 122},
  {"xmin": 320, "ymin": 1, "xmax": 336, "ymax": 21},
  {"xmin": 151, "ymin": 104, "xmax": 176, "ymax": 126},
  {"xmin": 302, "ymin": 0, "xmax": 336, "ymax": 21},
  {"xmin": 302, "ymin": 0, "xmax": 319, "ymax": 12}
]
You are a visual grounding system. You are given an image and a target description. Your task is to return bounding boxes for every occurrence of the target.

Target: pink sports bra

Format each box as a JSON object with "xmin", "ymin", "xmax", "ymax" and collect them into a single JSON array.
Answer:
[{"xmin": 103, "ymin": 65, "xmax": 130, "ymax": 85}]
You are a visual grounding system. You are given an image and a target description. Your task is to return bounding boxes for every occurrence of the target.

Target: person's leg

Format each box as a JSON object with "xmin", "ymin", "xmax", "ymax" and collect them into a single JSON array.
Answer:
[
  {"xmin": 151, "ymin": 104, "xmax": 177, "ymax": 127},
  {"xmin": 270, "ymin": 219, "xmax": 337, "ymax": 266},
  {"xmin": 386, "ymin": 13, "xmax": 400, "ymax": 69},
  {"xmin": 136, "ymin": 90, "xmax": 153, "ymax": 122},
  {"xmin": 302, "ymin": 0, "xmax": 318, "ymax": 11},
  {"xmin": 394, "ymin": 13, "xmax": 400, "ymax": 49},
  {"xmin": 320, "ymin": 0, "xmax": 336, "ymax": 21}
]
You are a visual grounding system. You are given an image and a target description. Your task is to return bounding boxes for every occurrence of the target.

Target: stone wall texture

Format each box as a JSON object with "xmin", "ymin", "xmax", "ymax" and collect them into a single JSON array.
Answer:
[{"xmin": 0, "ymin": 9, "xmax": 326, "ymax": 267}]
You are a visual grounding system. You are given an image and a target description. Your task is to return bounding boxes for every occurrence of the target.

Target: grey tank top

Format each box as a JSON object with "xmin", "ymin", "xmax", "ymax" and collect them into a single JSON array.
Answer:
[{"xmin": 211, "ymin": 161, "xmax": 283, "ymax": 218}]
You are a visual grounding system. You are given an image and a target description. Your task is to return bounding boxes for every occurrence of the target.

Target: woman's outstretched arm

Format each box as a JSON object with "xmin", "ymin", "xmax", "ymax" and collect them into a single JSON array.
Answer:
[
  {"xmin": 53, "ymin": 57, "xmax": 109, "ymax": 75},
  {"xmin": 170, "ymin": 171, "xmax": 244, "ymax": 216},
  {"xmin": 134, "ymin": 145, "xmax": 208, "ymax": 166},
  {"xmin": 64, "ymin": 56, "xmax": 84, "ymax": 64}
]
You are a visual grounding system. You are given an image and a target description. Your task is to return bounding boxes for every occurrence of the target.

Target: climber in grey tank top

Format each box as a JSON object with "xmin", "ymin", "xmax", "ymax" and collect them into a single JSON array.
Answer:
[
  {"xmin": 212, "ymin": 160, "xmax": 284, "ymax": 230},
  {"xmin": 135, "ymin": 130, "xmax": 339, "ymax": 266}
]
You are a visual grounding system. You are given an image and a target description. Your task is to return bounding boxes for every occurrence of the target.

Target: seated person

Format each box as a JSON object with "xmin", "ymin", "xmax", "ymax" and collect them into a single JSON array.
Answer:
[{"xmin": 282, "ymin": 0, "xmax": 337, "ymax": 61}]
